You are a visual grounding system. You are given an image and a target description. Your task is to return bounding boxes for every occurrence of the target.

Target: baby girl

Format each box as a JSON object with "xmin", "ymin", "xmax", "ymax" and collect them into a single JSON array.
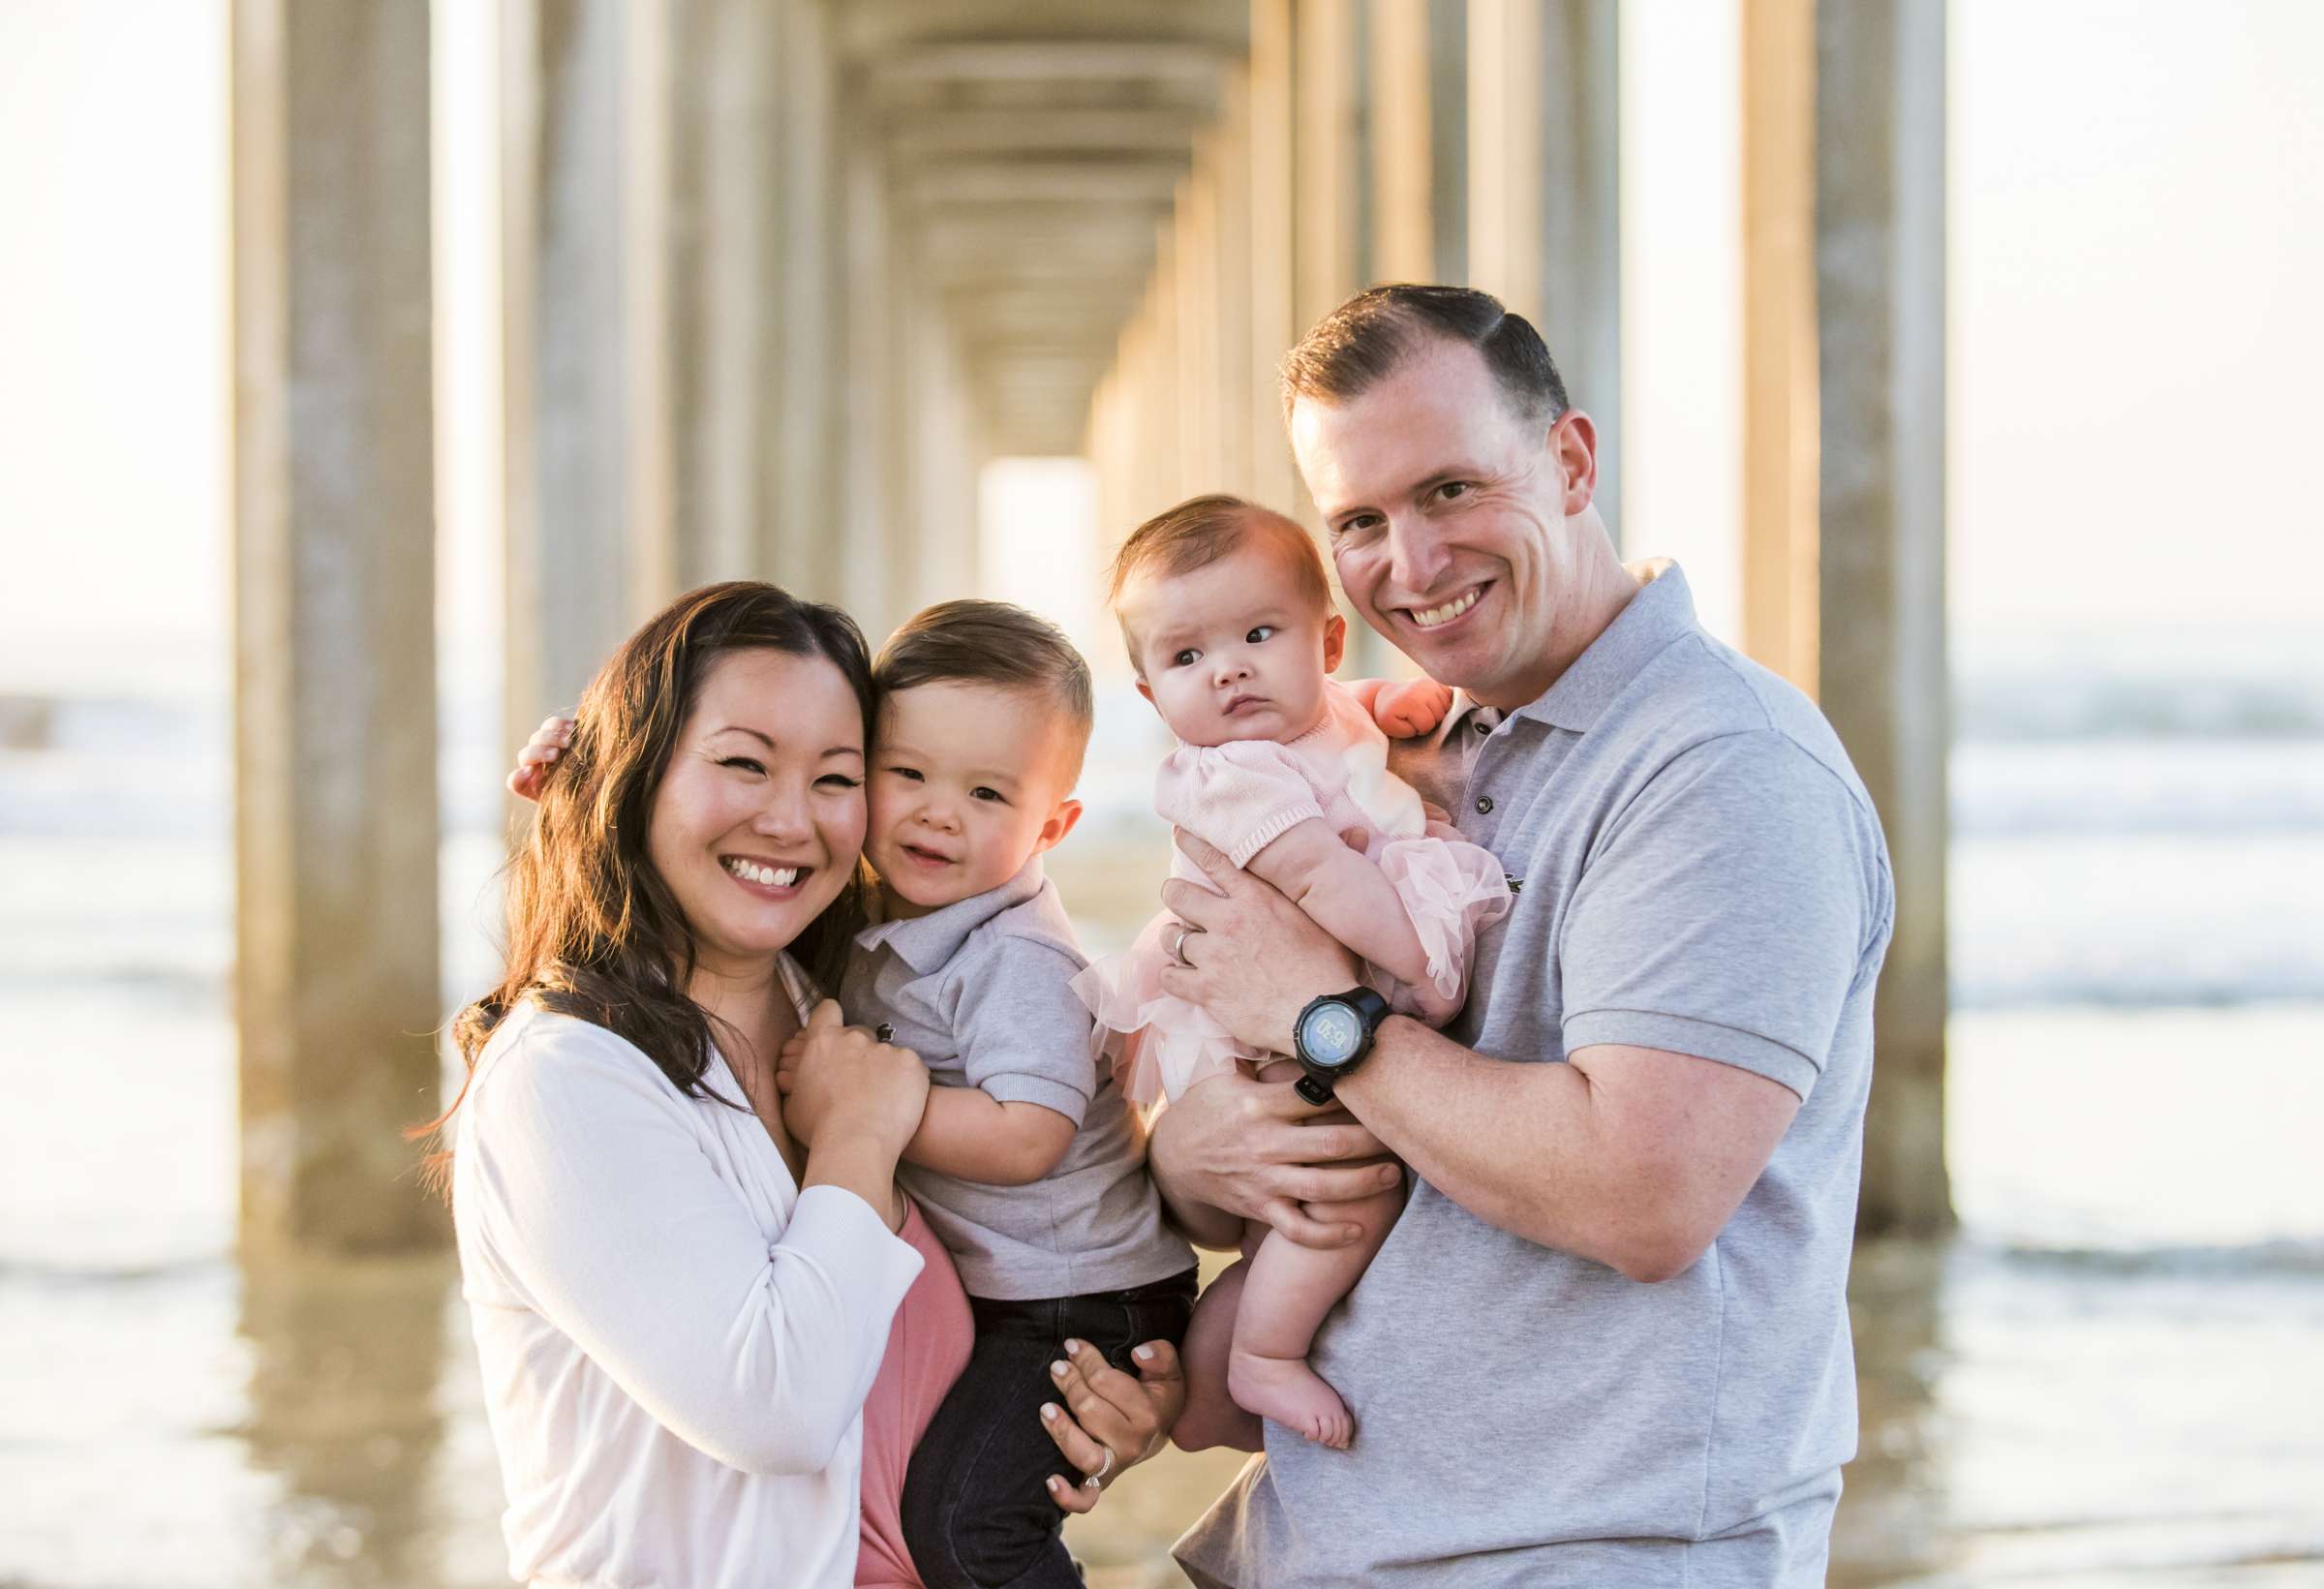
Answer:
[{"xmin": 1074, "ymin": 493, "xmax": 1510, "ymax": 1448}]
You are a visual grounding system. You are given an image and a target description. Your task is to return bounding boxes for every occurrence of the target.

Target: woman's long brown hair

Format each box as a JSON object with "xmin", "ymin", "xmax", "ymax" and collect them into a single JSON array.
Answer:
[{"xmin": 414, "ymin": 582, "xmax": 874, "ymax": 1186}]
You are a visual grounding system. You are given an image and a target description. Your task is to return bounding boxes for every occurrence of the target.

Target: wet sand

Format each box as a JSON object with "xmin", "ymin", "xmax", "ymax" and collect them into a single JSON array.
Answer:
[
  {"xmin": 5, "ymin": 802, "xmax": 2323, "ymax": 1584},
  {"xmin": 7, "ymin": 989, "xmax": 2321, "ymax": 1587}
]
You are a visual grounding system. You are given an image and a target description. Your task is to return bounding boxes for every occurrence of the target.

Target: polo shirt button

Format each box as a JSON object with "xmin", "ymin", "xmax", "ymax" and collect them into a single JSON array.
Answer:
[{"xmin": 1475, "ymin": 795, "xmax": 1494, "ymax": 814}]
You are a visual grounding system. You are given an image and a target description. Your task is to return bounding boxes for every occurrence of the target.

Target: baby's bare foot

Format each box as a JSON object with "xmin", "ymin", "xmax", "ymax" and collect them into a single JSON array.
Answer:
[{"xmin": 1229, "ymin": 1347, "xmax": 1354, "ymax": 1449}]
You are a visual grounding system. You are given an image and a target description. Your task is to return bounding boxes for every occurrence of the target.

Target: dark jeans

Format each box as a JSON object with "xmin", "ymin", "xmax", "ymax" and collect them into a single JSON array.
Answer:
[{"xmin": 902, "ymin": 1268, "xmax": 1197, "ymax": 1589}]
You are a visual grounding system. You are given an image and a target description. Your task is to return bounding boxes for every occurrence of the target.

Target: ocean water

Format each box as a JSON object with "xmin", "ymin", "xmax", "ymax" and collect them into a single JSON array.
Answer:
[{"xmin": 2, "ymin": 664, "xmax": 2320, "ymax": 1586}]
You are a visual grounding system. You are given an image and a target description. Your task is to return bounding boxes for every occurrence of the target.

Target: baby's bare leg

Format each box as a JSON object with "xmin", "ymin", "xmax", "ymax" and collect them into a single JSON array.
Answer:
[
  {"xmin": 1228, "ymin": 1181, "xmax": 1401, "ymax": 1450},
  {"xmin": 1170, "ymin": 1229, "xmax": 1265, "ymax": 1453},
  {"xmin": 1164, "ymin": 1069, "xmax": 1268, "ymax": 1452}
]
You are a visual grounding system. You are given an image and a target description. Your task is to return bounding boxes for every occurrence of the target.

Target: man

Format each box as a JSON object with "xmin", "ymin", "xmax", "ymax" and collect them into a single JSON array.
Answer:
[{"xmin": 1149, "ymin": 285, "xmax": 1894, "ymax": 1586}]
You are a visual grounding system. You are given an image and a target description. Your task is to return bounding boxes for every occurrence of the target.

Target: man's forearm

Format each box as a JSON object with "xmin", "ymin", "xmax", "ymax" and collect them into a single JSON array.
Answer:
[
  {"xmin": 1333, "ymin": 1020, "xmax": 1758, "ymax": 1282},
  {"xmin": 1150, "ymin": 824, "xmax": 1799, "ymax": 1277},
  {"xmin": 1333, "ymin": 1021, "xmax": 1610, "ymax": 1255}
]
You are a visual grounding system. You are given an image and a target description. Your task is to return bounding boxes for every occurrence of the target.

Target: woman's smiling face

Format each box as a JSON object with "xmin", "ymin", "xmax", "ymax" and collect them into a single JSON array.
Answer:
[{"xmin": 645, "ymin": 648, "xmax": 868, "ymax": 981}]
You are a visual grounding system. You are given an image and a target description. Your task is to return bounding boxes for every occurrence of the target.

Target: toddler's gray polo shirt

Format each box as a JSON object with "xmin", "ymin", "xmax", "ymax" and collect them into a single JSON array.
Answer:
[
  {"xmin": 1178, "ymin": 563, "xmax": 1894, "ymax": 1587},
  {"xmin": 839, "ymin": 858, "xmax": 1191, "ymax": 1302}
]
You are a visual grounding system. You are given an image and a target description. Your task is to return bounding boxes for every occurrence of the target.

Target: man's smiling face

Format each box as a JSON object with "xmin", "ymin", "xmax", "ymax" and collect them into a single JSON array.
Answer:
[{"xmin": 1292, "ymin": 337, "xmax": 1598, "ymax": 711}]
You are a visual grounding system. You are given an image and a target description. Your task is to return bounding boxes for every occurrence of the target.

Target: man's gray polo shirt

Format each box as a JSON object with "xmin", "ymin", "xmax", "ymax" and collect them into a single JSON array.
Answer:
[
  {"xmin": 1177, "ymin": 563, "xmax": 1894, "ymax": 1587},
  {"xmin": 839, "ymin": 858, "xmax": 1191, "ymax": 1301}
]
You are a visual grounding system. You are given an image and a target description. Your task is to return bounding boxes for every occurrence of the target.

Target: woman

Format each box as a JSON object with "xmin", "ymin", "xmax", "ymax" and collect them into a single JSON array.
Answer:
[{"xmin": 430, "ymin": 583, "xmax": 1179, "ymax": 1588}]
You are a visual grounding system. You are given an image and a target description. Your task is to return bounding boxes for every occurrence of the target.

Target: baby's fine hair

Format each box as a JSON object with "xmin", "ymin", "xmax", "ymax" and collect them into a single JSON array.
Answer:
[
  {"xmin": 872, "ymin": 599, "xmax": 1094, "ymax": 780},
  {"xmin": 1106, "ymin": 494, "xmax": 1334, "ymax": 651}
]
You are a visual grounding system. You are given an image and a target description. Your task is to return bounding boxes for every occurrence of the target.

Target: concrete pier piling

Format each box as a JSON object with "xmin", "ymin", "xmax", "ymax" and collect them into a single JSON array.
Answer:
[
  {"xmin": 230, "ymin": 0, "xmax": 443, "ymax": 1256},
  {"xmin": 1818, "ymin": 0, "xmax": 1952, "ymax": 1235},
  {"xmin": 1466, "ymin": 0, "xmax": 1621, "ymax": 530},
  {"xmin": 1740, "ymin": 0, "xmax": 1952, "ymax": 1233},
  {"xmin": 501, "ymin": 0, "xmax": 674, "ymax": 757}
]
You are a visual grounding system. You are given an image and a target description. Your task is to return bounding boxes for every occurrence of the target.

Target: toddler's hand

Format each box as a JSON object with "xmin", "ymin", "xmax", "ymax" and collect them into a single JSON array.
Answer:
[
  {"xmin": 1372, "ymin": 679, "xmax": 1454, "ymax": 739},
  {"xmin": 507, "ymin": 714, "xmax": 575, "ymax": 802}
]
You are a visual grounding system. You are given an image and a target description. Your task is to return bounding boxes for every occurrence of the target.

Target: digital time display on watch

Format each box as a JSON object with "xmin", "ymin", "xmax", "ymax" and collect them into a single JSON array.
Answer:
[{"xmin": 1300, "ymin": 1001, "xmax": 1363, "ymax": 1066}]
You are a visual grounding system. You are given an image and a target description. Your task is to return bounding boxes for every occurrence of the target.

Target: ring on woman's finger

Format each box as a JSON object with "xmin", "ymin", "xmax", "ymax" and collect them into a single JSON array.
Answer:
[
  {"xmin": 1167, "ymin": 925, "xmax": 1192, "ymax": 966},
  {"xmin": 1083, "ymin": 1444, "xmax": 1116, "ymax": 1490}
]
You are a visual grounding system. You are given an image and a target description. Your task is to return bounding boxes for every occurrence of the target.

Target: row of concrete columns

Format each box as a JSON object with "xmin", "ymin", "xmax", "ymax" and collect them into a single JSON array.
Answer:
[
  {"xmin": 230, "ymin": 0, "xmax": 1947, "ymax": 1253},
  {"xmin": 501, "ymin": 0, "xmax": 985, "ymax": 752},
  {"xmin": 1085, "ymin": 0, "xmax": 1619, "ymax": 677},
  {"xmin": 231, "ymin": 0, "xmax": 985, "ymax": 1255}
]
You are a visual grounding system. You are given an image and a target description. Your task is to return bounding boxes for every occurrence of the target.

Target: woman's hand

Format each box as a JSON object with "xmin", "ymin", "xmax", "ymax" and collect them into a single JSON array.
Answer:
[
  {"xmin": 1039, "ymin": 1338, "xmax": 1187, "ymax": 1513},
  {"xmin": 507, "ymin": 714, "xmax": 574, "ymax": 801},
  {"xmin": 776, "ymin": 1001, "xmax": 927, "ymax": 1159}
]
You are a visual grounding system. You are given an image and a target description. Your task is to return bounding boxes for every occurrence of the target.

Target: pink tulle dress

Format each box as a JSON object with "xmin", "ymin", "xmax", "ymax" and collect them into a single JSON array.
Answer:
[{"xmin": 1073, "ymin": 680, "xmax": 1511, "ymax": 1105}]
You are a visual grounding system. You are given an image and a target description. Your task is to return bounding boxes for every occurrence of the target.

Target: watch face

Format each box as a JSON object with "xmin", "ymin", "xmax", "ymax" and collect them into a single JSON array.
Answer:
[{"xmin": 1300, "ymin": 1001, "xmax": 1362, "ymax": 1067}]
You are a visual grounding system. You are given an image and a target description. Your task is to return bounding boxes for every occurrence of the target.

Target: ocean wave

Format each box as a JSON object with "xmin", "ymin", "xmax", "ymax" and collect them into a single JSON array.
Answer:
[
  {"xmin": 1985, "ymin": 1238, "xmax": 2324, "ymax": 1280},
  {"xmin": 1955, "ymin": 979, "xmax": 2324, "ymax": 1010},
  {"xmin": 1951, "ymin": 740, "xmax": 2324, "ymax": 836},
  {"xmin": 1957, "ymin": 670, "xmax": 2324, "ymax": 742},
  {"xmin": 0, "ymin": 1253, "xmax": 233, "ymax": 1289},
  {"xmin": 1950, "ymin": 831, "xmax": 2324, "ymax": 1007}
]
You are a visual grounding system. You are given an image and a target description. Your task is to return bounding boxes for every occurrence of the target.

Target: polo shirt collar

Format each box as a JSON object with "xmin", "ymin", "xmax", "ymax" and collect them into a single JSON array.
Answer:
[
  {"xmin": 1428, "ymin": 688, "xmax": 1501, "ymax": 749},
  {"xmin": 1512, "ymin": 559, "xmax": 1696, "ymax": 734},
  {"xmin": 854, "ymin": 854, "xmax": 1048, "ymax": 974}
]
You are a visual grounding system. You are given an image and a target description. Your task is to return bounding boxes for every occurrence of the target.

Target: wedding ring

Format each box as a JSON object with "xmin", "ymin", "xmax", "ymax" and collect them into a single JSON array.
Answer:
[
  {"xmin": 1084, "ymin": 1445, "xmax": 1116, "ymax": 1489},
  {"xmin": 1167, "ymin": 924, "xmax": 1192, "ymax": 966}
]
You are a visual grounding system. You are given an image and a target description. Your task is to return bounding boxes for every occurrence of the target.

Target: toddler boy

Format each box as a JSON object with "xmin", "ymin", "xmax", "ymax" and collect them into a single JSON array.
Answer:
[{"xmin": 795, "ymin": 600, "xmax": 1194, "ymax": 1589}]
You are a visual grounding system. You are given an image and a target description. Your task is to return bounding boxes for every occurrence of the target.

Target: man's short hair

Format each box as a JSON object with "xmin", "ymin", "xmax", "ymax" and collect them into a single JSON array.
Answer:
[
  {"xmin": 873, "ymin": 599, "xmax": 1094, "ymax": 779},
  {"xmin": 1105, "ymin": 494, "xmax": 1333, "ymax": 660},
  {"xmin": 1280, "ymin": 283, "xmax": 1571, "ymax": 425}
]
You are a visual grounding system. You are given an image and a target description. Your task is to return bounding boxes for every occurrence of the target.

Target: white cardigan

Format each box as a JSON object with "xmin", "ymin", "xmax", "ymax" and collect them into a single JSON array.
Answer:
[{"xmin": 451, "ymin": 968, "xmax": 922, "ymax": 1589}]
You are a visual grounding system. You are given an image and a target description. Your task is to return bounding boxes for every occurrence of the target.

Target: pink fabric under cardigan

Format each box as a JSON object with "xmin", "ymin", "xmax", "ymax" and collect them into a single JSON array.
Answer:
[{"xmin": 853, "ymin": 1198, "xmax": 974, "ymax": 1587}]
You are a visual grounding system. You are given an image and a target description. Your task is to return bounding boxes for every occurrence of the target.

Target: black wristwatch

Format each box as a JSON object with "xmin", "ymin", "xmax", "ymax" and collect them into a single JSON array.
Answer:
[{"xmin": 1291, "ymin": 988, "xmax": 1391, "ymax": 1104}]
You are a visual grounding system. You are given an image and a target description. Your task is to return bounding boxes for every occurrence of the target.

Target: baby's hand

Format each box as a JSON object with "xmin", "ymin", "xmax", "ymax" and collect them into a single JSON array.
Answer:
[
  {"xmin": 1372, "ymin": 679, "xmax": 1454, "ymax": 739},
  {"xmin": 507, "ymin": 714, "xmax": 575, "ymax": 802}
]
